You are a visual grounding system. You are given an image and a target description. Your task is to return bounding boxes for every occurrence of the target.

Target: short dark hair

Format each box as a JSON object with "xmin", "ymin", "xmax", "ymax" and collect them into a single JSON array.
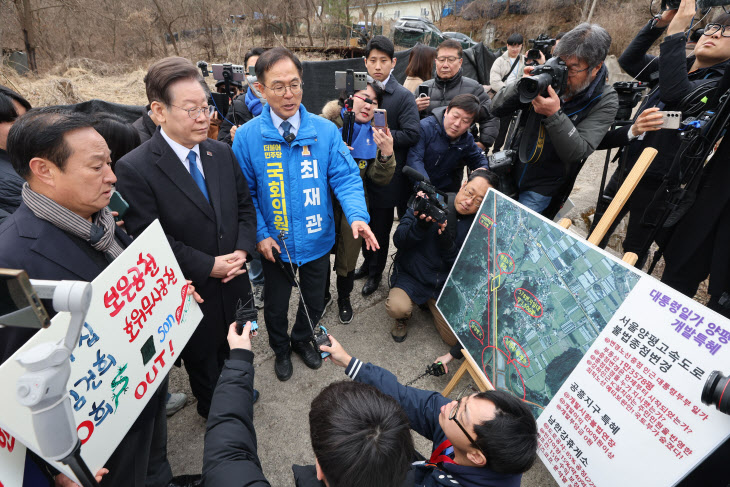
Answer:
[
  {"xmin": 506, "ymin": 33, "xmax": 524, "ymax": 46},
  {"xmin": 467, "ymin": 168, "xmax": 499, "ymax": 188},
  {"xmin": 713, "ymin": 12, "xmax": 730, "ymax": 25},
  {"xmin": 144, "ymin": 56, "xmax": 207, "ymax": 106},
  {"xmin": 0, "ymin": 85, "xmax": 31, "ymax": 124},
  {"xmin": 244, "ymin": 47, "xmax": 267, "ymax": 67},
  {"xmin": 255, "ymin": 47, "xmax": 303, "ymax": 85},
  {"xmin": 366, "ymin": 35, "xmax": 395, "ymax": 59},
  {"xmin": 7, "ymin": 108, "xmax": 94, "ymax": 179},
  {"xmin": 92, "ymin": 113, "xmax": 141, "ymax": 171},
  {"xmin": 446, "ymin": 94, "xmax": 481, "ymax": 121},
  {"xmin": 405, "ymin": 44, "xmax": 437, "ymax": 81},
  {"xmin": 472, "ymin": 390, "xmax": 538, "ymax": 474},
  {"xmin": 309, "ymin": 381, "xmax": 413, "ymax": 487},
  {"xmin": 438, "ymin": 39, "xmax": 463, "ymax": 58}
]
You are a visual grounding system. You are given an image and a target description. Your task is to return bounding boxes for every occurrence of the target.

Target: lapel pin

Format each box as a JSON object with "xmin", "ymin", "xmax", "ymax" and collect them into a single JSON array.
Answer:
[{"xmin": 206, "ymin": 151, "xmax": 212, "ymax": 157}]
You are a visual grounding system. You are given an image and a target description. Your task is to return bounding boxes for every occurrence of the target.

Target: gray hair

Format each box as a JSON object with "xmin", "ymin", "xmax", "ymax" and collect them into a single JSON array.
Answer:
[{"xmin": 553, "ymin": 23, "xmax": 611, "ymax": 68}]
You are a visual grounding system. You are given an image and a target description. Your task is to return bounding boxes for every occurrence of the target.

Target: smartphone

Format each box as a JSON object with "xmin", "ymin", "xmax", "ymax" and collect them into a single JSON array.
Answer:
[
  {"xmin": 418, "ymin": 85, "xmax": 429, "ymax": 98},
  {"xmin": 0, "ymin": 269, "xmax": 50, "ymax": 329},
  {"xmin": 657, "ymin": 111, "xmax": 682, "ymax": 130},
  {"xmin": 248, "ymin": 65, "xmax": 255, "ymax": 76},
  {"xmin": 109, "ymin": 191, "xmax": 130, "ymax": 221},
  {"xmin": 372, "ymin": 109, "xmax": 387, "ymax": 130}
]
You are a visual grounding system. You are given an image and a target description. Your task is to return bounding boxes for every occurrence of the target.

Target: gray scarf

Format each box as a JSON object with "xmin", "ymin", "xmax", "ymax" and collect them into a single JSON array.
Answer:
[{"xmin": 22, "ymin": 183, "xmax": 123, "ymax": 260}]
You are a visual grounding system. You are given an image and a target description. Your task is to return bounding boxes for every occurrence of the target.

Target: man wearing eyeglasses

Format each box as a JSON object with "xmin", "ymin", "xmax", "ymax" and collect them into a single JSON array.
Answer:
[
  {"xmin": 116, "ymin": 56, "xmax": 258, "ymax": 421},
  {"xmin": 415, "ymin": 39, "xmax": 499, "ymax": 152},
  {"xmin": 595, "ymin": 0, "xmax": 730, "ymax": 268},
  {"xmin": 320, "ymin": 334, "xmax": 538, "ymax": 486},
  {"xmin": 491, "ymin": 22, "xmax": 618, "ymax": 218},
  {"xmin": 386, "ymin": 170, "xmax": 497, "ymax": 343},
  {"xmin": 232, "ymin": 47, "xmax": 377, "ymax": 382}
]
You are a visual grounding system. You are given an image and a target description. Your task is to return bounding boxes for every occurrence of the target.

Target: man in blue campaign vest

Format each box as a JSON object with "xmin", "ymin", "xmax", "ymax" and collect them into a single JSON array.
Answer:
[{"xmin": 233, "ymin": 47, "xmax": 378, "ymax": 381}]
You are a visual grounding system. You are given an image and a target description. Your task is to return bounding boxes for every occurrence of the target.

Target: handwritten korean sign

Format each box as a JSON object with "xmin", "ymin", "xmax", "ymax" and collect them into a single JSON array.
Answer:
[{"xmin": 0, "ymin": 220, "xmax": 202, "ymax": 482}]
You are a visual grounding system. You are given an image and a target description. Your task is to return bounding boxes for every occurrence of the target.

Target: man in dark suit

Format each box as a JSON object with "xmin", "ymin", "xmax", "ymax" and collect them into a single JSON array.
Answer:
[
  {"xmin": 354, "ymin": 36, "xmax": 420, "ymax": 297},
  {"xmin": 115, "ymin": 56, "xmax": 257, "ymax": 420},
  {"xmin": 0, "ymin": 108, "xmax": 173, "ymax": 486}
]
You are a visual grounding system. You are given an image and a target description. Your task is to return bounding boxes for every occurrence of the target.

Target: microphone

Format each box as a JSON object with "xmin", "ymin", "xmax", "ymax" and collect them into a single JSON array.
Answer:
[
  {"xmin": 284, "ymin": 133, "xmax": 296, "ymax": 144},
  {"xmin": 402, "ymin": 165, "xmax": 427, "ymax": 182}
]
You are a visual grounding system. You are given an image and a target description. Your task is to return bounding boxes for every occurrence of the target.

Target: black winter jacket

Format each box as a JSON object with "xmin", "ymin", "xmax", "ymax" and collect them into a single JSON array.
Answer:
[
  {"xmin": 366, "ymin": 76, "xmax": 421, "ymax": 209},
  {"xmin": 407, "ymin": 107, "xmax": 488, "ymax": 193},
  {"xmin": 391, "ymin": 203, "xmax": 473, "ymax": 304},
  {"xmin": 0, "ymin": 149, "xmax": 22, "ymax": 225},
  {"xmin": 131, "ymin": 105, "xmax": 157, "ymax": 143},
  {"xmin": 202, "ymin": 349, "xmax": 270, "ymax": 486},
  {"xmin": 598, "ymin": 22, "xmax": 729, "ymax": 182},
  {"xmin": 418, "ymin": 69, "xmax": 499, "ymax": 148}
]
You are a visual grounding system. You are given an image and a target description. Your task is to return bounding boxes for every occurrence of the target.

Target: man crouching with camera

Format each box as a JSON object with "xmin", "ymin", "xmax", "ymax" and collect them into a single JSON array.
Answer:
[
  {"xmin": 386, "ymin": 169, "xmax": 497, "ymax": 343},
  {"xmin": 491, "ymin": 23, "xmax": 618, "ymax": 218}
]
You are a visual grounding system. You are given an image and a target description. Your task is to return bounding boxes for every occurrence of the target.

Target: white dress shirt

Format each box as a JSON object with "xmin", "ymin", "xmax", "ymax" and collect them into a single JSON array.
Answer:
[
  {"xmin": 160, "ymin": 127, "xmax": 205, "ymax": 178},
  {"xmin": 270, "ymin": 110, "xmax": 301, "ymax": 138}
]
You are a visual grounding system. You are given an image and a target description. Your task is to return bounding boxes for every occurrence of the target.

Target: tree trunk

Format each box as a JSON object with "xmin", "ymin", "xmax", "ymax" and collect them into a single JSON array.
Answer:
[
  {"xmin": 151, "ymin": 0, "xmax": 179, "ymax": 56},
  {"xmin": 17, "ymin": 0, "xmax": 38, "ymax": 72}
]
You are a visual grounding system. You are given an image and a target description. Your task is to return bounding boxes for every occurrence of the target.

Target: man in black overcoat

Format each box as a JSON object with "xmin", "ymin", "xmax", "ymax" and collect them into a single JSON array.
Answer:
[{"xmin": 115, "ymin": 57, "xmax": 257, "ymax": 419}]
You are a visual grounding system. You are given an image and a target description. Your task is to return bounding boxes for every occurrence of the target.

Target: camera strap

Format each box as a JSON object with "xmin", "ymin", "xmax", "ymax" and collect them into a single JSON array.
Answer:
[
  {"xmin": 518, "ymin": 108, "xmax": 546, "ymax": 164},
  {"xmin": 502, "ymin": 56, "xmax": 521, "ymax": 82}
]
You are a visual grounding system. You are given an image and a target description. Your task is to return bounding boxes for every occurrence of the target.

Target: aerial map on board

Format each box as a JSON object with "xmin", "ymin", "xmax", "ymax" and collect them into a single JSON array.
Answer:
[{"xmin": 437, "ymin": 190, "xmax": 641, "ymax": 417}]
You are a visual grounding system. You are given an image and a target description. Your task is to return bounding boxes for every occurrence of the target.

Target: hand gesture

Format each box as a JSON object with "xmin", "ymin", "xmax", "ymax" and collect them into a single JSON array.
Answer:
[
  {"xmin": 211, "ymin": 250, "xmax": 248, "ymax": 283},
  {"xmin": 532, "ymin": 85, "xmax": 561, "ymax": 117},
  {"xmin": 227, "ymin": 321, "xmax": 253, "ymax": 351},
  {"xmin": 666, "ymin": 0, "xmax": 696, "ymax": 36},
  {"xmin": 631, "ymin": 107, "xmax": 664, "ymax": 137},
  {"xmin": 257, "ymin": 237, "xmax": 282, "ymax": 262},
  {"xmin": 351, "ymin": 221, "xmax": 380, "ymax": 251},
  {"xmin": 319, "ymin": 335, "xmax": 352, "ymax": 367},
  {"xmin": 416, "ymin": 96, "xmax": 431, "ymax": 111},
  {"xmin": 372, "ymin": 127, "xmax": 393, "ymax": 157}
]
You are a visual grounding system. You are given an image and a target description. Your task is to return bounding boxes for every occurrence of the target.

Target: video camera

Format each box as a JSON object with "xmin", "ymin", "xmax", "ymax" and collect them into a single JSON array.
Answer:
[
  {"xmin": 614, "ymin": 81, "xmax": 648, "ymax": 121},
  {"xmin": 402, "ymin": 166, "xmax": 449, "ymax": 224},
  {"xmin": 518, "ymin": 57, "xmax": 568, "ymax": 103},
  {"xmin": 526, "ymin": 34, "xmax": 556, "ymax": 65},
  {"xmin": 662, "ymin": 0, "xmax": 730, "ymax": 9}
]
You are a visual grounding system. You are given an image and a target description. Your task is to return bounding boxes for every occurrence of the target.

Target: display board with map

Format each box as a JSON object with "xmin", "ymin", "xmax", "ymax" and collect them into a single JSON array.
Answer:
[
  {"xmin": 437, "ymin": 189, "xmax": 641, "ymax": 417},
  {"xmin": 437, "ymin": 190, "xmax": 730, "ymax": 487}
]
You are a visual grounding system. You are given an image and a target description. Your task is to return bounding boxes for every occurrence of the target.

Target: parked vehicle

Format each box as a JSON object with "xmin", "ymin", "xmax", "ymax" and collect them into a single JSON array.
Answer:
[
  {"xmin": 442, "ymin": 31, "xmax": 478, "ymax": 49},
  {"xmin": 393, "ymin": 16, "xmax": 444, "ymax": 48}
]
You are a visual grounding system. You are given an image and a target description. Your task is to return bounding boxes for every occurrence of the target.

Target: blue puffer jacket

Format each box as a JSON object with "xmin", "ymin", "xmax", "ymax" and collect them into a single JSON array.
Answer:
[
  {"xmin": 345, "ymin": 358, "xmax": 522, "ymax": 487},
  {"xmin": 406, "ymin": 107, "xmax": 488, "ymax": 193},
  {"xmin": 233, "ymin": 104, "xmax": 369, "ymax": 265}
]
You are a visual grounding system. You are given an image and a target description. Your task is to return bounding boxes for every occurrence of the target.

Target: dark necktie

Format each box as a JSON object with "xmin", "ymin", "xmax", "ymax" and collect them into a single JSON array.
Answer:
[
  {"xmin": 187, "ymin": 150, "xmax": 209, "ymax": 202},
  {"xmin": 280, "ymin": 120, "xmax": 294, "ymax": 142}
]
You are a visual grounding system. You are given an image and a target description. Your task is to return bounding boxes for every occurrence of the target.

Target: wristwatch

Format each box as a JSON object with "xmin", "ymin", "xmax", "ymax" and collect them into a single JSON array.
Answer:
[{"xmin": 378, "ymin": 153, "xmax": 391, "ymax": 163}]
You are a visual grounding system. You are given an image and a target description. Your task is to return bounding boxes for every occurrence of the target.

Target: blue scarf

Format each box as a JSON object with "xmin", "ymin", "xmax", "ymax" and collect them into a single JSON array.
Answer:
[
  {"xmin": 245, "ymin": 88, "xmax": 263, "ymax": 117},
  {"xmin": 339, "ymin": 108, "xmax": 377, "ymax": 160}
]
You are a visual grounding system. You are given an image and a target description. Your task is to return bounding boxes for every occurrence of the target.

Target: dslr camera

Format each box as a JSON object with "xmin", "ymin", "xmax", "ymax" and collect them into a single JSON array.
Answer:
[
  {"xmin": 403, "ymin": 167, "xmax": 449, "ymax": 224},
  {"xmin": 526, "ymin": 34, "xmax": 556, "ymax": 65},
  {"xmin": 517, "ymin": 57, "xmax": 568, "ymax": 103}
]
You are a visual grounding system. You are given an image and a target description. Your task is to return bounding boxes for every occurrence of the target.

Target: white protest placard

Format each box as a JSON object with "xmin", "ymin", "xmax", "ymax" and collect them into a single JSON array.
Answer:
[
  {"xmin": 0, "ymin": 428, "xmax": 25, "ymax": 487},
  {"xmin": 0, "ymin": 219, "xmax": 202, "ymax": 481},
  {"xmin": 537, "ymin": 276, "xmax": 730, "ymax": 487}
]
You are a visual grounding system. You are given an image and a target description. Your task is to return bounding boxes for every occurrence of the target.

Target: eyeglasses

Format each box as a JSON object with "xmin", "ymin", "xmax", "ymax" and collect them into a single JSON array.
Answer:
[
  {"xmin": 353, "ymin": 94, "xmax": 377, "ymax": 106},
  {"xmin": 567, "ymin": 65, "xmax": 590, "ymax": 76},
  {"xmin": 261, "ymin": 81, "xmax": 303, "ymax": 97},
  {"xmin": 171, "ymin": 104, "xmax": 215, "ymax": 119},
  {"xmin": 436, "ymin": 56, "xmax": 460, "ymax": 64},
  {"xmin": 449, "ymin": 384, "xmax": 486, "ymax": 455},
  {"xmin": 703, "ymin": 24, "xmax": 730, "ymax": 37},
  {"xmin": 462, "ymin": 187, "xmax": 483, "ymax": 205}
]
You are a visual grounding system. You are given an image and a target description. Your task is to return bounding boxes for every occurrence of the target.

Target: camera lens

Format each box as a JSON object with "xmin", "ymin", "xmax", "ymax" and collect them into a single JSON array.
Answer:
[
  {"xmin": 701, "ymin": 370, "xmax": 730, "ymax": 415},
  {"xmin": 518, "ymin": 73, "xmax": 552, "ymax": 104}
]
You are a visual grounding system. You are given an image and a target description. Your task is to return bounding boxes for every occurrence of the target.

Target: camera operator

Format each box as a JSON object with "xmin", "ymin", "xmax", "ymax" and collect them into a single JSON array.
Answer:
[
  {"xmin": 406, "ymin": 94, "xmax": 489, "ymax": 193},
  {"xmin": 202, "ymin": 322, "xmax": 414, "ymax": 487},
  {"xmin": 491, "ymin": 23, "xmax": 618, "ymax": 217},
  {"xmin": 386, "ymin": 170, "xmax": 497, "ymax": 343},
  {"xmin": 217, "ymin": 47, "xmax": 267, "ymax": 146},
  {"xmin": 321, "ymin": 335, "xmax": 539, "ymax": 487},
  {"xmin": 596, "ymin": 0, "xmax": 730, "ymax": 263},
  {"xmin": 415, "ymin": 39, "xmax": 499, "ymax": 152}
]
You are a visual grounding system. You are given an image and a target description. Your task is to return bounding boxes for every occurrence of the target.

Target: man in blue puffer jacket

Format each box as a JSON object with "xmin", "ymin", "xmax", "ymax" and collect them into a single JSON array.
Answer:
[
  {"xmin": 233, "ymin": 47, "xmax": 378, "ymax": 382},
  {"xmin": 320, "ymin": 335, "xmax": 539, "ymax": 487},
  {"xmin": 406, "ymin": 94, "xmax": 488, "ymax": 193}
]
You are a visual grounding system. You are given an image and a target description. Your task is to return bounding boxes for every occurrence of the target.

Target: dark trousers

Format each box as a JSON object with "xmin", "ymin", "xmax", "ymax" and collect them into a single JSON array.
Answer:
[
  {"xmin": 101, "ymin": 378, "xmax": 172, "ymax": 487},
  {"xmin": 361, "ymin": 206, "xmax": 395, "ymax": 277},
  {"xmin": 183, "ymin": 343, "xmax": 226, "ymax": 418},
  {"xmin": 493, "ymin": 114, "xmax": 513, "ymax": 152},
  {"xmin": 262, "ymin": 253, "xmax": 329, "ymax": 356}
]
